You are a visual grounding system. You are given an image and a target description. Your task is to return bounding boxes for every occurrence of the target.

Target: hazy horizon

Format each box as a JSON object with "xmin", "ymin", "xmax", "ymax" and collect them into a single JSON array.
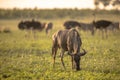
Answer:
[
  {"xmin": 0, "ymin": 0, "xmax": 116, "ymax": 10},
  {"xmin": 0, "ymin": 0, "xmax": 95, "ymax": 9}
]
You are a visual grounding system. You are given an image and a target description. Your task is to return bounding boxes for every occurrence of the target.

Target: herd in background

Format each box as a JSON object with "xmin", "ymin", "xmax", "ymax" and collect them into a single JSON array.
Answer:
[
  {"xmin": 18, "ymin": 19, "xmax": 53, "ymax": 38},
  {"xmin": 64, "ymin": 14, "xmax": 120, "ymax": 38},
  {"xmin": 18, "ymin": 14, "xmax": 120, "ymax": 39}
]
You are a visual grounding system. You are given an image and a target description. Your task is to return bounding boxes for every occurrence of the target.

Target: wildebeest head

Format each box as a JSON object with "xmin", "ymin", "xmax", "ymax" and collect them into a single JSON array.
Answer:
[
  {"xmin": 69, "ymin": 49, "xmax": 86, "ymax": 70},
  {"xmin": 18, "ymin": 21, "xmax": 25, "ymax": 30}
]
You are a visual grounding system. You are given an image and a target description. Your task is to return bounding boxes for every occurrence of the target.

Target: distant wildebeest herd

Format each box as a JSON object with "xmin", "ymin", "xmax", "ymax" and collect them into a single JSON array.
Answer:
[
  {"xmin": 63, "ymin": 20, "xmax": 120, "ymax": 38},
  {"xmin": 18, "ymin": 19, "xmax": 119, "ymax": 38},
  {"xmin": 18, "ymin": 19, "xmax": 53, "ymax": 38},
  {"xmin": 17, "ymin": 16, "xmax": 119, "ymax": 71}
]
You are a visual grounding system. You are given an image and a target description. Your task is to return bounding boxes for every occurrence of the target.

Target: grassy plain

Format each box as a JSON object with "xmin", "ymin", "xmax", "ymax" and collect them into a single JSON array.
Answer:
[{"xmin": 0, "ymin": 17, "xmax": 120, "ymax": 80}]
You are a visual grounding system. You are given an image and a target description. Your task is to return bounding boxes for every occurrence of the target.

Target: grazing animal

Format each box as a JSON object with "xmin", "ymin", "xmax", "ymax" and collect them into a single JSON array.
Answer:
[
  {"xmin": 92, "ymin": 14, "xmax": 113, "ymax": 38},
  {"xmin": 45, "ymin": 22, "xmax": 53, "ymax": 35},
  {"xmin": 93, "ymin": 20, "xmax": 112, "ymax": 29},
  {"xmin": 108, "ymin": 22, "xmax": 120, "ymax": 31},
  {"xmin": 52, "ymin": 29, "xmax": 86, "ymax": 71},
  {"xmin": 18, "ymin": 20, "xmax": 44, "ymax": 31},
  {"xmin": 93, "ymin": 20, "xmax": 113, "ymax": 38},
  {"xmin": 114, "ymin": 22, "xmax": 120, "ymax": 30},
  {"xmin": 63, "ymin": 20, "xmax": 81, "ymax": 29},
  {"xmin": 79, "ymin": 22, "xmax": 94, "ymax": 35},
  {"xmin": 113, "ymin": 22, "xmax": 120, "ymax": 31},
  {"xmin": 18, "ymin": 19, "xmax": 45, "ymax": 38},
  {"xmin": 106, "ymin": 22, "xmax": 120, "ymax": 35}
]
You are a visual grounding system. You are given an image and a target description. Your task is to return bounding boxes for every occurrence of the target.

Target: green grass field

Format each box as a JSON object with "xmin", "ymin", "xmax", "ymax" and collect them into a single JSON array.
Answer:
[{"xmin": 0, "ymin": 18, "xmax": 120, "ymax": 80}]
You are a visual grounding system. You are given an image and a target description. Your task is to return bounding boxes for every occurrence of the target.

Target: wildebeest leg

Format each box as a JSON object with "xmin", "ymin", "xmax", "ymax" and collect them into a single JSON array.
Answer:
[
  {"xmin": 45, "ymin": 28, "xmax": 48, "ymax": 35},
  {"xmin": 67, "ymin": 49, "xmax": 74, "ymax": 69},
  {"xmin": 33, "ymin": 30, "xmax": 37, "ymax": 40},
  {"xmin": 97, "ymin": 29, "xmax": 100, "ymax": 36},
  {"xmin": 71, "ymin": 56, "xmax": 74, "ymax": 69},
  {"xmin": 31, "ymin": 29, "xmax": 35, "ymax": 40},
  {"xmin": 25, "ymin": 30, "xmax": 30, "ymax": 38},
  {"xmin": 67, "ymin": 43, "xmax": 74, "ymax": 69},
  {"xmin": 101, "ymin": 28, "xmax": 104, "ymax": 39},
  {"xmin": 60, "ymin": 49, "xmax": 66, "ymax": 69},
  {"xmin": 30, "ymin": 29, "xmax": 33, "ymax": 39},
  {"xmin": 91, "ymin": 27, "xmax": 95, "ymax": 36},
  {"xmin": 105, "ymin": 28, "xmax": 108, "ymax": 38},
  {"xmin": 25, "ymin": 30, "xmax": 28, "ymax": 38},
  {"xmin": 52, "ymin": 45, "xmax": 58, "ymax": 68}
]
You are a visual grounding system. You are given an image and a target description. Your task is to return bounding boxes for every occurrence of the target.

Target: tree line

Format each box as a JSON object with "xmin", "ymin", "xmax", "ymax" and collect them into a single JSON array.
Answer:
[
  {"xmin": 94, "ymin": 0, "xmax": 120, "ymax": 10},
  {"xmin": 0, "ymin": 8, "xmax": 119, "ymax": 19}
]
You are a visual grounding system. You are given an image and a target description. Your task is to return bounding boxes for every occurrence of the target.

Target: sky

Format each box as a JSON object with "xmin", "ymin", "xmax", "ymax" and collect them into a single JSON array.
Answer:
[{"xmin": 0, "ymin": 0, "xmax": 95, "ymax": 9}]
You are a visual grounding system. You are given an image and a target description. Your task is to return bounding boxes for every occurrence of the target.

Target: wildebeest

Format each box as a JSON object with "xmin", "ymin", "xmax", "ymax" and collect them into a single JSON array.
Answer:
[
  {"xmin": 107, "ymin": 22, "xmax": 120, "ymax": 32},
  {"xmin": 18, "ymin": 20, "xmax": 44, "ymax": 31},
  {"xmin": 52, "ymin": 28, "xmax": 86, "ymax": 71},
  {"xmin": 18, "ymin": 19, "xmax": 45, "ymax": 38},
  {"xmin": 79, "ymin": 22, "xmax": 94, "ymax": 35},
  {"xmin": 92, "ymin": 13, "xmax": 113, "ymax": 38},
  {"xmin": 113, "ymin": 22, "xmax": 120, "ymax": 31},
  {"xmin": 63, "ymin": 20, "xmax": 81, "ymax": 29},
  {"xmin": 93, "ymin": 20, "xmax": 113, "ymax": 38},
  {"xmin": 45, "ymin": 22, "xmax": 53, "ymax": 35}
]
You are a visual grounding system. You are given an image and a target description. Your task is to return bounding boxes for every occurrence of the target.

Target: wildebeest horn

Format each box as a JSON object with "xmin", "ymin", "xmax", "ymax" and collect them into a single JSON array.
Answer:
[
  {"xmin": 67, "ymin": 52, "xmax": 74, "ymax": 56},
  {"xmin": 79, "ymin": 49, "xmax": 87, "ymax": 56}
]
